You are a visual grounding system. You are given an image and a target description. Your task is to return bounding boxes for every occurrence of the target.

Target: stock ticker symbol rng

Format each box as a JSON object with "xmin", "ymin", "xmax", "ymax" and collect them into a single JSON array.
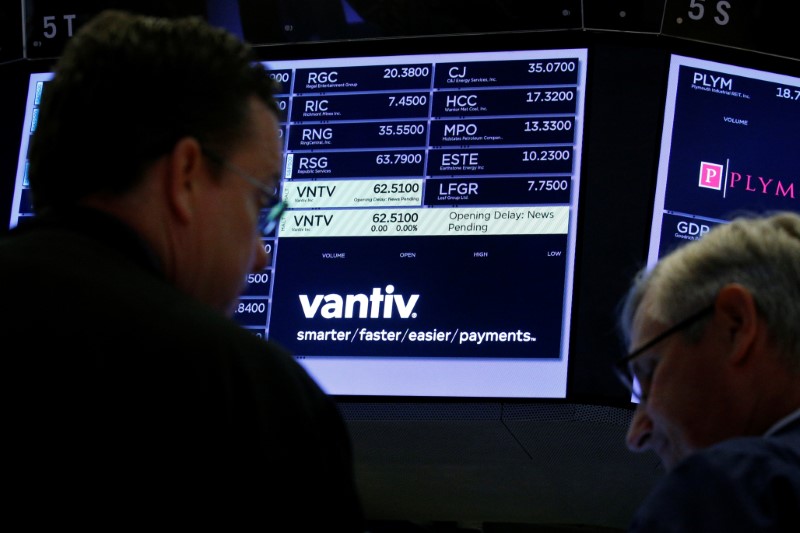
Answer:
[{"xmin": 699, "ymin": 161, "xmax": 724, "ymax": 190}]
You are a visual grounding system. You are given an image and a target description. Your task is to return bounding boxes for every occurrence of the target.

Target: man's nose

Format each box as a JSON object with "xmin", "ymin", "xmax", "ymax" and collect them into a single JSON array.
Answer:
[{"xmin": 626, "ymin": 404, "xmax": 653, "ymax": 452}]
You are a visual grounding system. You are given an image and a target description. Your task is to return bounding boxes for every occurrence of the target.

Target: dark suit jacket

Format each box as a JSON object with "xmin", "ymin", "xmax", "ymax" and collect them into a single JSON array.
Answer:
[
  {"xmin": 629, "ymin": 411, "xmax": 800, "ymax": 532},
  {"xmin": 1, "ymin": 207, "xmax": 365, "ymax": 531}
]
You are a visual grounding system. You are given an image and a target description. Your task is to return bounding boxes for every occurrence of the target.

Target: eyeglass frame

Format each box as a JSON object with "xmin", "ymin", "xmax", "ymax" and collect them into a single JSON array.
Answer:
[
  {"xmin": 613, "ymin": 304, "xmax": 715, "ymax": 401},
  {"xmin": 201, "ymin": 146, "xmax": 288, "ymax": 235}
]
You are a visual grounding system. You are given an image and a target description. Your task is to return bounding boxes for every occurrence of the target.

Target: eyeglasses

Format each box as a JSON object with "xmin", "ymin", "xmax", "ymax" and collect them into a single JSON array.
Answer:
[
  {"xmin": 613, "ymin": 304, "xmax": 714, "ymax": 401},
  {"xmin": 201, "ymin": 146, "xmax": 288, "ymax": 235}
]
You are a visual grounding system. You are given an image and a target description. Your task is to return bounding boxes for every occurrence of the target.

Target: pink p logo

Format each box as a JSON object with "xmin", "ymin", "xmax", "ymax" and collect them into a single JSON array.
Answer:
[{"xmin": 698, "ymin": 162, "xmax": 724, "ymax": 190}]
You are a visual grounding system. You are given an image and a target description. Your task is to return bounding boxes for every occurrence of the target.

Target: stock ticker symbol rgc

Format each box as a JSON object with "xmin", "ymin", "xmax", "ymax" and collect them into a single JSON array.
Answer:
[{"xmin": 699, "ymin": 161, "xmax": 724, "ymax": 190}]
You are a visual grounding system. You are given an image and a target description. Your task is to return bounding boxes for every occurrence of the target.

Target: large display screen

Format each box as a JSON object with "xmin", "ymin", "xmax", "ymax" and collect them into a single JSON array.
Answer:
[
  {"xmin": 11, "ymin": 48, "xmax": 588, "ymax": 398},
  {"xmin": 648, "ymin": 54, "xmax": 800, "ymax": 264},
  {"xmin": 621, "ymin": 54, "xmax": 800, "ymax": 403}
]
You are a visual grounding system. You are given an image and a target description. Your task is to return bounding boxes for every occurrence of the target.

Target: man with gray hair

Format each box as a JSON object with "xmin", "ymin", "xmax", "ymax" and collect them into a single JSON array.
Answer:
[{"xmin": 614, "ymin": 211, "xmax": 800, "ymax": 531}]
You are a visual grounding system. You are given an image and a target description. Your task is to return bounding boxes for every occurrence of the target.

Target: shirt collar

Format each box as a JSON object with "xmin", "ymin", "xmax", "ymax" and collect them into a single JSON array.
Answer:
[{"xmin": 764, "ymin": 407, "xmax": 800, "ymax": 437}]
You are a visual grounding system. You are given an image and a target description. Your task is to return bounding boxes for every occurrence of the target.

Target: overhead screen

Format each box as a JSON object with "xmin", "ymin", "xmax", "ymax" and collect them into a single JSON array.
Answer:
[
  {"xmin": 10, "ymin": 48, "xmax": 588, "ymax": 398},
  {"xmin": 648, "ymin": 54, "xmax": 800, "ymax": 266},
  {"xmin": 620, "ymin": 53, "xmax": 800, "ymax": 403}
]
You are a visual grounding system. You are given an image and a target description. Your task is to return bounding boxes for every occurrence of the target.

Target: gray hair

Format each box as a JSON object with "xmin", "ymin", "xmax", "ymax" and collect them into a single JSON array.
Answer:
[{"xmin": 619, "ymin": 211, "xmax": 800, "ymax": 371}]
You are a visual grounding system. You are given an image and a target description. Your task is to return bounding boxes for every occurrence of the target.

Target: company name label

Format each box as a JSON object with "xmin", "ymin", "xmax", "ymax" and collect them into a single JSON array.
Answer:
[{"xmin": 299, "ymin": 284, "xmax": 419, "ymax": 319}]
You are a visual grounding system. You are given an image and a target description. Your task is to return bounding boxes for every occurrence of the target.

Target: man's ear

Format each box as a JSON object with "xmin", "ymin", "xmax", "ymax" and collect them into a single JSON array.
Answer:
[
  {"xmin": 165, "ymin": 137, "xmax": 204, "ymax": 224},
  {"xmin": 714, "ymin": 283, "xmax": 759, "ymax": 366}
]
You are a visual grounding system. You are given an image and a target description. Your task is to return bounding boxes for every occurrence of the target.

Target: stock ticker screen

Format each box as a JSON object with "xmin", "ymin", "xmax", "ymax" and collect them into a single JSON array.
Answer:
[
  {"xmin": 611, "ymin": 53, "xmax": 800, "ymax": 405},
  {"xmin": 648, "ymin": 54, "xmax": 800, "ymax": 266},
  {"xmin": 12, "ymin": 48, "xmax": 587, "ymax": 398}
]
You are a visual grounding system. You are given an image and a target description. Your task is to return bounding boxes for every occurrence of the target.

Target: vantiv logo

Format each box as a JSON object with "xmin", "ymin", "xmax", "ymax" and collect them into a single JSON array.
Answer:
[{"xmin": 299, "ymin": 284, "xmax": 420, "ymax": 319}]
